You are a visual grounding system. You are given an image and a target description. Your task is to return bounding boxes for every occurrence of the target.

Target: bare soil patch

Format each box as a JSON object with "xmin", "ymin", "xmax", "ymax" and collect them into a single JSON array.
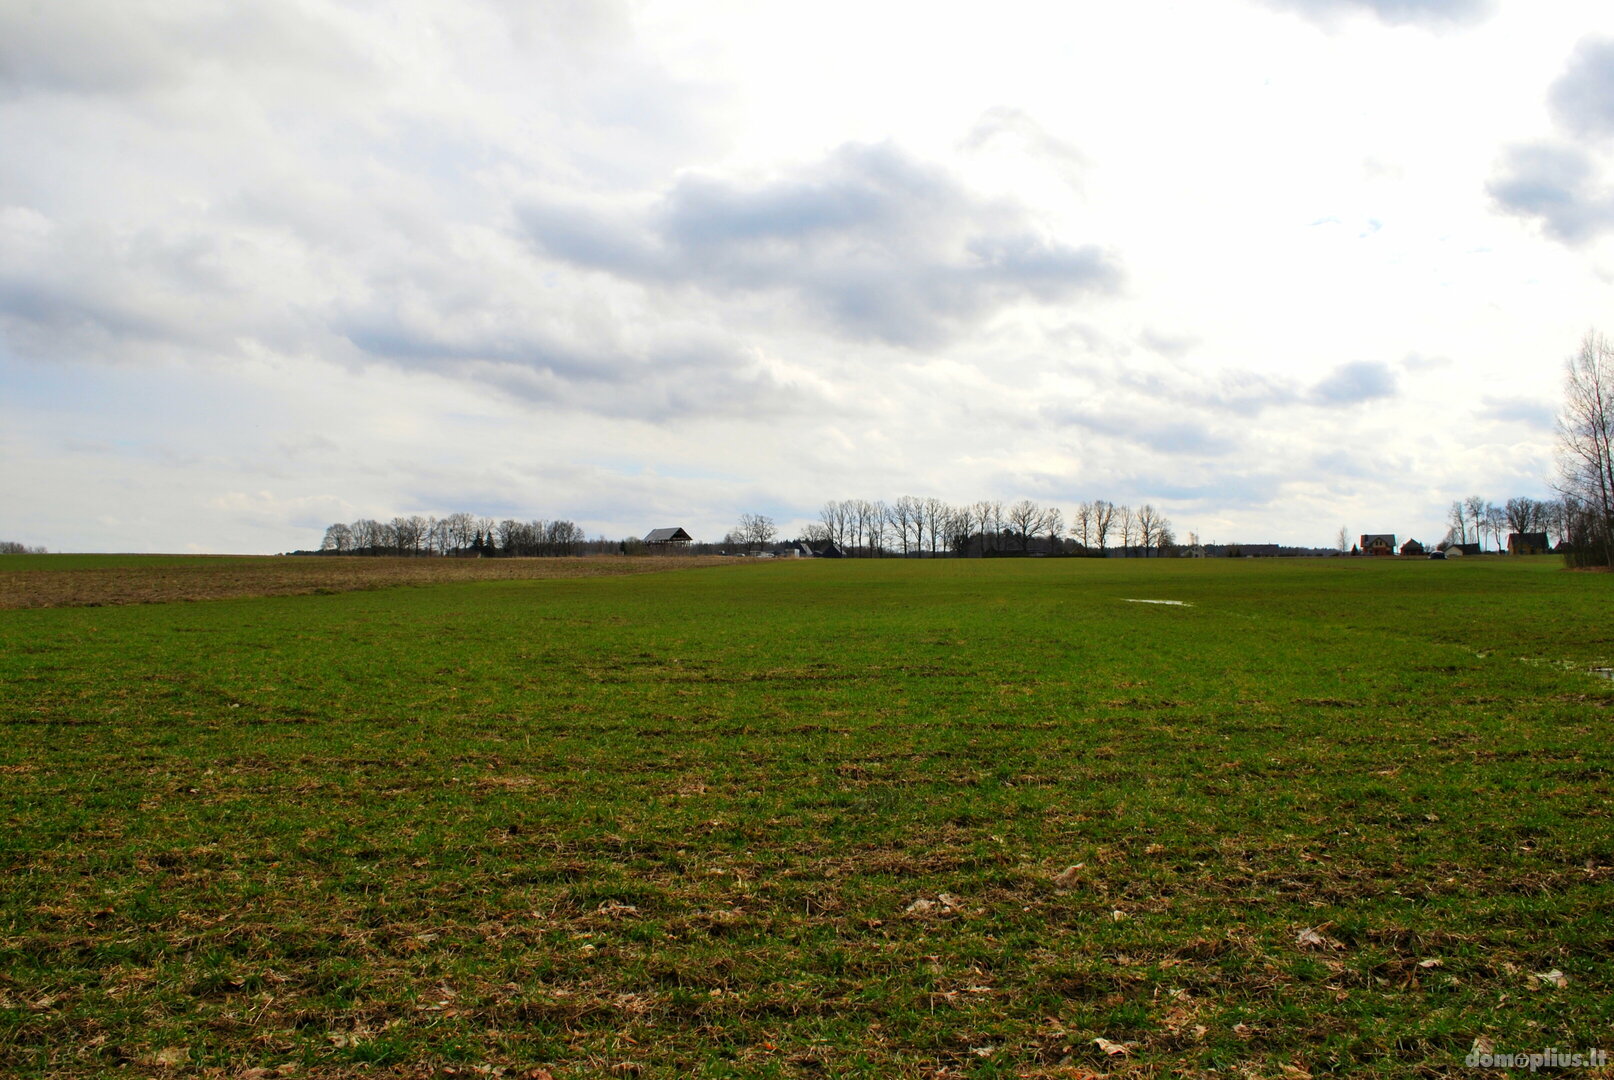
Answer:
[{"xmin": 0, "ymin": 555, "xmax": 727, "ymax": 609}]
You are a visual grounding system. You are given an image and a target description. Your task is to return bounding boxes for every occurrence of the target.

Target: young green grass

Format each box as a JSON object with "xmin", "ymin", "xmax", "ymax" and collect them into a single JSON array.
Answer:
[{"xmin": 0, "ymin": 556, "xmax": 1610, "ymax": 1077}]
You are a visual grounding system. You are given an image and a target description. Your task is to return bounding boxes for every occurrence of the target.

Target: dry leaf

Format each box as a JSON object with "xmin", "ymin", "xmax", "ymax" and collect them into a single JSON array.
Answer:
[
  {"xmin": 1471, "ymin": 1037, "xmax": 1496, "ymax": 1055},
  {"xmin": 1051, "ymin": 864, "xmax": 1085, "ymax": 888},
  {"xmin": 1417, "ymin": 958, "xmax": 1443, "ymax": 968},
  {"xmin": 1532, "ymin": 968, "xmax": 1568, "ymax": 988},
  {"xmin": 1295, "ymin": 926, "xmax": 1343, "ymax": 950},
  {"xmin": 1280, "ymin": 1065, "xmax": 1314, "ymax": 1080},
  {"xmin": 149, "ymin": 1046, "xmax": 188, "ymax": 1067},
  {"xmin": 1093, "ymin": 1037, "xmax": 1132, "ymax": 1056}
]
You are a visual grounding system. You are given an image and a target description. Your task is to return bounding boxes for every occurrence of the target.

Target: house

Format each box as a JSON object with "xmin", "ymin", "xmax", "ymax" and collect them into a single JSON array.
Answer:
[
  {"xmin": 643, "ymin": 527, "xmax": 693, "ymax": 552},
  {"xmin": 1507, "ymin": 532, "xmax": 1549, "ymax": 555},
  {"xmin": 1359, "ymin": 534, "xmax": 1396, "ymax": 556}
]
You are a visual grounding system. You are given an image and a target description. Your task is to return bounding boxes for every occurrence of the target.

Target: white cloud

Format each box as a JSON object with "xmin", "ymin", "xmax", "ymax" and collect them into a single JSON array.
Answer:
[{"xmin": 1, "ymin": 0, "xmax": 1603, "ymax": 553}]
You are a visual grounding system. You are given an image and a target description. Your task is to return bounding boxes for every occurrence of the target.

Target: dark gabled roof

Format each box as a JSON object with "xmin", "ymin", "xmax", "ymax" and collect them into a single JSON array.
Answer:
[{"xmin": 644, "ymin": 527, "xmax": 693, "ymax": 543}]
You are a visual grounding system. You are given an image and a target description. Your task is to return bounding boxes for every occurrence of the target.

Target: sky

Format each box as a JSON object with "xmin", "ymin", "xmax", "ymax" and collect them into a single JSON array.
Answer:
[{"xmin": 4, "ymin": 0, "xmax": 1614, "ymax": 553}]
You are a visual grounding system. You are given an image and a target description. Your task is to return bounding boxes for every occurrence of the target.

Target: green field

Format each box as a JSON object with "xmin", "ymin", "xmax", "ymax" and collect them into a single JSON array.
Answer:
[{"xmin": 1, "ymin": 556, "xmax": 1611, "ymax": 1078}]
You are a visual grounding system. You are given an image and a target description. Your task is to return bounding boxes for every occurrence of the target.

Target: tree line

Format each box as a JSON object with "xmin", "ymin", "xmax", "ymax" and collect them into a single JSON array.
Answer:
[
  {"xmin": 316, "ymin": 514, "xmax": 590, "ymax": 557},
  {"xmin": 731, "ymin": 497, "xmax": 1182, "ymax": 558},
  {"xmin": 1439, "ymin": 495, "xmax": 1566, "ymax": 552}
]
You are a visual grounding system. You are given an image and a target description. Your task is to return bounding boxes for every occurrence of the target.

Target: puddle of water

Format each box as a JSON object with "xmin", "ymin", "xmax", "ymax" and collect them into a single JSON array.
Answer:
[{"xmin": 1122, "ymin": 599, "xmax": 1191, "ymax": 606}]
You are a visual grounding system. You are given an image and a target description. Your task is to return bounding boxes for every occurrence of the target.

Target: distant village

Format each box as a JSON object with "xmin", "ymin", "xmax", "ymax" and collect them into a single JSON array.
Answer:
[{"xmin": 297, "ymin": 491, "xmax": 1573, "ymax": 561}]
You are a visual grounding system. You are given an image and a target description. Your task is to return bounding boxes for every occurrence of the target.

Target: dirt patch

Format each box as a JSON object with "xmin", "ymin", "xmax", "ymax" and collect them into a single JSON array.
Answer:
[{"xmin": 0, "ymin": 555, "xmax": 733, "ymax": 610}]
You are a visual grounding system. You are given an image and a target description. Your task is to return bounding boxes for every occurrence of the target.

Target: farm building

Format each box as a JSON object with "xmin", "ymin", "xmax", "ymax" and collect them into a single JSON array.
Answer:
[
  {"xmin": 1359, "ymin": 534, "xmax": 1396, "ymax": 556},
  {"xmin": 1507, "ymin": 532, "xmax": 1549, "ymax": 555},
  {"xmin": 643, "ymin": 527, "xmax": 693, "ymax": 551}
]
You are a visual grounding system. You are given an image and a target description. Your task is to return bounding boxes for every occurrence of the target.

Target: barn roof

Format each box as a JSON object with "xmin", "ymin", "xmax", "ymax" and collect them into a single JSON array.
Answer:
[{"xmin": 644, "ymin": 527, "xmax": 693, "ymax": 543}]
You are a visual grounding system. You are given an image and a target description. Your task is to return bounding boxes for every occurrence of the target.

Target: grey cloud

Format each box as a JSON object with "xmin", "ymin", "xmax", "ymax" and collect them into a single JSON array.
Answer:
[
  {"xmin": 341, "ymin": 299, "xmax": 814, "ymax": 423},
  {"xmin": 959, "ymin": 107, "xmax": 1088, "ymax": 182},
  {"xmin": 1138, "ymin": 329, "xmax": 1197, "ymax": 359},
  {"xmin": 1309, "ymin": 361, "xmax": 1397, "ymax": 405},
  {"xmin": 1478, "ymin": 396, "xmax": 1556, "ymax": 429},
  {"xmin": 1260, "ymin": 0, "xmax": 1494, "ymax": 27},
  {"xmin": 1487, "ymin": 141, "xmax": 1614, "ymax": 245},
  {"xmin": 1490, "ymin": 39, "xmax": 1614, "ymax": 245},
  {"xmin": 0, "ymin": 1, "xmax": 363, "ymax": 99},
  {"xmin": 1549, "ymin": 36, "xmax": 1614, "ymax": 138},
  {"xmin": 521, "ymin": 142, "xmax": 1121, "ymax": 347},
  {"xmin": 1118, "ymin": 365, "xmax": 1299, "ymax": 417},
  {"xmin": 1044, "ymin": 403, "xmax": 1234, "ymax": 456},
  {"xmin": 1145, "ymin": 472, "xmax": 1284, "ymax": 509}
]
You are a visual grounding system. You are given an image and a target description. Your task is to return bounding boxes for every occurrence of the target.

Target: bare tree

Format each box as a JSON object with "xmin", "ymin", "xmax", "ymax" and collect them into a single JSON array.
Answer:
[
  {"xmin": 1463, "ymin": 495, "xmax": 1487, "ymax": 551},
  {"xmin": 1336, "ymin": 525, "xmax": 1349, "ymax": 554},
  {"xmin": 1005, "ymin": 499, "xmax": 1046, "ymax": 552},
  {"xmin": 1116, "ymin": 505, "xmax": 1136, "ymax": 556},
  {"xmin": 321, "ymin": 523, "xmax": 354, "ymax": 553},
  {"xmin": 890, "ymin": 496, "xmax": 922, "ymax": 556},
  {"xmin": 866, "ymin": 499, "xmax": 889, "ymax": 556},
  {"xmin": 1484, "ymin": 503, "xmax": 1507, "ymax": 552},
  {"xmin": 1135, "ymin": 504, "xmax": 1161, "ymax": 557},
  {"xmin": 1556, "ymin": 331, "xmax": 1614, "ymax": 565},
  {"xmin": 736, "ymin": 513, "xmax": 776, "ymax": 553},
  {"xmin": 1503, "ymin": 497, "xmax": 1546, "ymax": 537},
  {"xmin": 1092, "ymin": 500, "xmax": 1116, "ymax": 554},
  {"xmin": 1446, "ymin": 501, "xmax": 1469, "ymax": 546},
  {"xmin": 1070, "ymin": 502, "xmax": 1093, "ymax": 550},
  {"xmin": 1043, "ymin": 506, "xmax": 1064, "ymax": 553},
  {"xmin": 922, "ymin": 498, "xmax": 952, "ymax": 557},
  {"xmin": 819, "ymin": 501, "xmax": 849, "ymax": 548},
  {"xmin": 851, "ymin": 499, "xmax": 876, "ymax": 556}
]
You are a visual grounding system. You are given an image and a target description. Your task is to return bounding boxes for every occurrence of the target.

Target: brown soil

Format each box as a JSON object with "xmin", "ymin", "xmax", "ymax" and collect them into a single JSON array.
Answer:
[{"xmin": 0, "ymin": 555, "xmax": 730, "ymax": 610}]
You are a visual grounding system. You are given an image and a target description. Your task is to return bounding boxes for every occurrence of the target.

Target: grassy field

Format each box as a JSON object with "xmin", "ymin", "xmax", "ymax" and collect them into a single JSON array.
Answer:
[{"xmin": 1, "ymin": 554, "xmax": 1610, "ymax": 1078}]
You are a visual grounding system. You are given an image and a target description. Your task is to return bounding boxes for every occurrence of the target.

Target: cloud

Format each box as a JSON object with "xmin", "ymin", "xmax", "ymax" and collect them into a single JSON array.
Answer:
[
  {"xmin": 959, "ymin": 107, "xmax": 1088, "ymax": 187},
  {"xmin": 1309, "ymin": 361, "xmax": 1397, "ymax": 405},
  {"xmin": 1478, "ymin": 396, "xmax": 1557, "ymax": 429},
  {"xmin": 1043, "ymin": 402, "xmax": 1235, "ymax": 456},
  {"xmin": 1548, "ymin": 36, "xmax": 1614, "ymax": 138},
  {"xmin": 1259, "ymin": 0, "xmax": 1495, "ymax": 28},
  {"xmin": 521, "ymin": 142, "xmax": 1122, "ymax": 347},
  {"xmin": 0, "ymin": 1, "xmax": 363, "ymax": 99},
  {"xmin": 1488, "ymin": 142, "xmax": 1614, "ymax": 245},
  {"xmin": 1490, "ymin": 37, "xmax": 1614, "ymax": 244}
]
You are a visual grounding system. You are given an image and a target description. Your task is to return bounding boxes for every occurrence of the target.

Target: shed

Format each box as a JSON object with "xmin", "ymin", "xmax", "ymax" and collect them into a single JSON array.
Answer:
[{"xmin": 644, "ymin": 527, "xmax": 693, "ymax": 551}]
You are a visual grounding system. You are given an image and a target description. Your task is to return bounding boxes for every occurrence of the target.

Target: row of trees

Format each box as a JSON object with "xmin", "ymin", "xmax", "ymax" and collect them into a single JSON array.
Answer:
[
  {"xmin": 1441, "ymin": 495, "xmax": 1566, "ymax": 552},
  {"xmin": 1, "ymin": 541, "xmax": 47, "ymax": 554},
  {"xmin": 319, "ymin": 514, "xmax": 588, "ymax": 557},
  {"xmin": 738, "ymin": 498, "xmax": 1179, "ymax": 557},
  {"xmin": 1556, "ymin": 332, "xmax": 1614, "ymax": 567}
]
